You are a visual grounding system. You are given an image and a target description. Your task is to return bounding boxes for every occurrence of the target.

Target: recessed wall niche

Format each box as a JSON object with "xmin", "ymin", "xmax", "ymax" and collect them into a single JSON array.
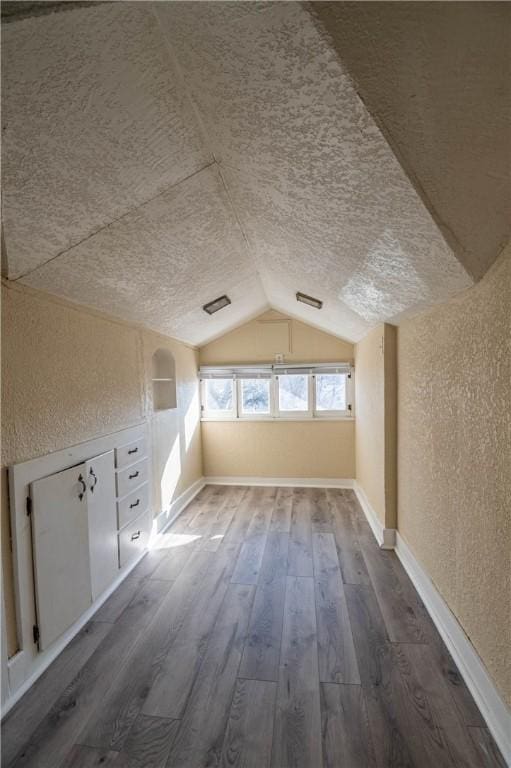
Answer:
[{"xmin": 151, "ymin": 348, "xmax": 176, "ymax": 411}]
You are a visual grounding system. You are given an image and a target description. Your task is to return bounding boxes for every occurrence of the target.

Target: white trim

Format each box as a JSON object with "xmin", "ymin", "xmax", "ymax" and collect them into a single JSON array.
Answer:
[
  {"xmin": 353, "ymin": 481, "xmax": 396, "ymax": 550},
  {"xmin": 1, "ymin": 548, "xmax": 146, "ymax": 718},
  {"xmin": 275, "ymin": 371, "xmax": 313, "ymax": 419},
  {"xmin": 150, "ymin": 477, "xmax": 206, "ymax": 545},
  {"xmin": 200, "ymin": 378, "xmax": 237, "ymax": 420},
  {"xmin": 200, "ymin": 366, "xmax": 355, "ymax": 423},
  {"xmin": 237, "ymin": 378, "xmax": 272, "ymax": 420},
  {"xmin": 395, "ymin": 533, "xmax": 511, "ymax": 765},
  {"xmin": 204, "ymin": 476, "xmax": 354, "ymax": 489},
  {"xmin": 200, "ymin": 416, "xmax": 355, "ymax": 422}
]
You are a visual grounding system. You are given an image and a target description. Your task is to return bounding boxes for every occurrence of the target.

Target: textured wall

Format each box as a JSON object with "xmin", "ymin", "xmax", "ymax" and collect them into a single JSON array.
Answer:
[
  {"xmin": 398, "ymin": 245, "xmax": 511, "ymax": 706},
  {"xmin": 202, "ymin": 420, "xmax": 355, "ymax": 479},
  {"xmin": 199, "ymin": 309, "xmax": 354, "ymax": 365},
  {"xmin": 312, "ymin": 1, "xmax": 511, "ymax": 280},
  {"xmin": 200, "ymin": 311, "xmax": 355, "ymax": 479},
  {"xmin": 383, "ymin": 324, "xmax": 397, "ymax": 529},
  {"xmin": 355, "ymin": 326, "xmax": 386, "ymax": 524},
  {"xmin": 1, "ymin": 281, "xmax": 203, "ymax": 656},
  {"xmin": 1, "ymin": 285, "xmax": 143, "ymax": 465},
  {"xmin": 355, "ymin": 323, "xmax": 397, "ymax": 528}
]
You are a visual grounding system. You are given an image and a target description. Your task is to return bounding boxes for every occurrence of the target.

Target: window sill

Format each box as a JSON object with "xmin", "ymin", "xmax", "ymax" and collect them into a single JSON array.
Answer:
[{"xmin": 200, "ymin": 416, "xmax": 355, "ymax": 423}]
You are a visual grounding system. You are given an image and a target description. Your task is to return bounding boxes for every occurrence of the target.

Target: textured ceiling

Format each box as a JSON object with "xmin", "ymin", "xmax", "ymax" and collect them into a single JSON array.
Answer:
[{"xmin": 2, "ymin": 1, "xmax": 480, "ymax": 345}]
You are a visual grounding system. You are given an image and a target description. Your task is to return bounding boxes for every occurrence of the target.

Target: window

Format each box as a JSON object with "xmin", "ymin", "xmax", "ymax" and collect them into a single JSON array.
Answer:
[
  {"xmin": 315, "ymin": 373, "xmax": 347, "ymax": 413},
  {"xmin": 202, "ymin": 378, "xmax": 235, "ymax": 417},
  {"xmin": 200, "ymin": 364, "xmax": 353, "ymax": 420},
  {"xmin": 277, "ymin": 373, "xmax": 310, "ymax": 416},
  {"xmin": 240, "ymin": 378, "xmax": 271, "ymax": 416}
]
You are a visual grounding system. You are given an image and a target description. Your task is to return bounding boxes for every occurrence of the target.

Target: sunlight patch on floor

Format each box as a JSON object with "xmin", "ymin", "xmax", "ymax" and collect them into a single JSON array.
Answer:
[{"xmin": 152, "ymin": 532, "xmax": 201, "ymax": 551}]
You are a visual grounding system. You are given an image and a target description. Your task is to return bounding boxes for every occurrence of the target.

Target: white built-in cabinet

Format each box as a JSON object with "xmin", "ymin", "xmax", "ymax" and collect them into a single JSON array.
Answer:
[
  {"xmin": 6, "ymin": 424, "xmax": 152, "ymax": 712},
  {"xmin": 26, "ymin": 431, "xmax": 151, "ymax": 653},
  {"xmin": 30, "ymin": 451, "xmax": 117, "ymax": 650}
]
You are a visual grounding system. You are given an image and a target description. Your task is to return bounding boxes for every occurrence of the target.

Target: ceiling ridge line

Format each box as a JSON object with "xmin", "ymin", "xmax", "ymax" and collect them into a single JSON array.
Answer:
[
  {"xmin": 148, "ymin": 3, "xmax": 269, "ymax": 298},
  {"xmin": 11, "ymin": 160, "xmax": 216, "ymax": 283},
  {"xmin": 150, "ymin": 4, "xmax": 217, "ymax": 164},
  {"xmin": 215, "ymin": 164, "xmax": 270, "ymax": 303}
]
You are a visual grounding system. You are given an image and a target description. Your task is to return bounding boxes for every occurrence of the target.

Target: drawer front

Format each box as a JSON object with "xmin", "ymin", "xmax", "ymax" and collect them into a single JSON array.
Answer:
[
  {"xmin": 116, "ymin": 458, "xmax": 148, "ymax": 499},
  {"xmin": 115, "ymin": 436, "xmax": 147, "ymax": 470},
  {"xmin": 118, "ymin": 509, "xmax": 152, "ymax": 569},
  {"xmin": 117, "ymin": 483, "xmax": 149, "ymax": 531}
]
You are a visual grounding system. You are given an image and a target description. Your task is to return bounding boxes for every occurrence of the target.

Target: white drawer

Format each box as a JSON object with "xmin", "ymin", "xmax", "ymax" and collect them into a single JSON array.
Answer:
[
  {"xmin": 117, "ymin": 482, "xmax": 149, "ymax": 531},
  {"xmin": 116, "ymin": 457, "xmax": 148, "ymax": 499},
  {"xmin": 118, "ymin": 509, "xmax": 152, "ymax": 569},
  {"xmin": 115, "ymin": 436, "xmax": 147, "ymax": 470}
]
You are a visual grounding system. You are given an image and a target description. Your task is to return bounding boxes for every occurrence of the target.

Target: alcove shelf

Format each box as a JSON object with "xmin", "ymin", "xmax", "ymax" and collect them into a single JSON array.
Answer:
[{"xmin": 151, "ymin": 350, "xmax": 176, "ymax": 411}]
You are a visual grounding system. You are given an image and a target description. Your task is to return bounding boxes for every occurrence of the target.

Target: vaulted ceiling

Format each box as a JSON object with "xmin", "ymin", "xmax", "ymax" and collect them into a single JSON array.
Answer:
[{"xmin": 2, "ymin": 1, "xmax": 508, "ymax": 346}]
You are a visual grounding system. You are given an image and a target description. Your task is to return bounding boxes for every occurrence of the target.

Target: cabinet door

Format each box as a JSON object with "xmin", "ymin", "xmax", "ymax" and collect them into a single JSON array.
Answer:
[
  {"xmin": 85, "ymin": 450, "xmax": 118, "ymax": 601},
  {"xmin": 30, "ymin": 463, "xmax": 92, "ymax": 650}
]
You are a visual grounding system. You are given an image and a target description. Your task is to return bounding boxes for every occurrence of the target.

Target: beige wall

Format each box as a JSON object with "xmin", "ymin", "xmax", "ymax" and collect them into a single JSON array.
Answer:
[
  {"xmin": 199, "ymin": 309, "xmax": 354, "ymax": 365},
  {"xmin": 202, "ymin": 420, "xmax": 355, "ymax": 479},
  {"xmin": 1, "ymin": 280, "xmax": 203, "ymax": 656},
  {"xmin": 199, "ymin": 310, "xmax": 355, "ymax": 479},
  {"xmin": 398, "ymin": 245, "xmax": 511, "ymax": 707},
  {"xmin": 354, "ymin": 323, "xmax": 397, "ymax": 528}
]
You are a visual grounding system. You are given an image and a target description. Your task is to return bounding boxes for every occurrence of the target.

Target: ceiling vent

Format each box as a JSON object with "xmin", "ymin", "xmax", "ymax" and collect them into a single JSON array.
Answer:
[
  {"xmin": 203, "ymin": 295, "xmax": 231, "ymax": 315},
  {"xmin": 296, "ymin": 291, "xmax": 323, "ymax": 309}
]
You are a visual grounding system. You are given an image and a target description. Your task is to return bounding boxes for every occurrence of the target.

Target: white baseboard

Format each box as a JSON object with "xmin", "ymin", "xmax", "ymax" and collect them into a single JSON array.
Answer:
[
  {"xmin": 204, "ymin": 475, "xmax": 354, "ymax": 489},
  {"xmin": 353, "ymin": 481, "xmax": 396, "ymax": 549},
  {"xmin": 395, "ymin": 533, "xmax": 511, "ymax": 765},
  {"xmin": 150, "ymin": 476, "xmax": 206, "ymax": 545}
]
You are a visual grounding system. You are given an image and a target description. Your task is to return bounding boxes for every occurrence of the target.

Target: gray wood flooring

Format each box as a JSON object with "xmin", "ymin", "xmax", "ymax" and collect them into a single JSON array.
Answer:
[{"xmin": 1, "ymin": 485, "xmax": 506, "ymax": 768}]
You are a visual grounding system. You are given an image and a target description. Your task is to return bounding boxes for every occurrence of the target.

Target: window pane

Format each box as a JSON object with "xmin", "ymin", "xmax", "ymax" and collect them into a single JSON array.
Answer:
[
  {"xmin": 241, "ymin": 379, "xmax": 270, "ymax": 414},
  {"xmin": 205, "ymin": 379, "xmax": 233, "ymax": 411},
  {"xmin": 315, "ymin": 373, "xmax": 346, "ymax": 411},
  {"xmin": 278, "ymin": 374, "xmax": 308, "ymax": 411}
]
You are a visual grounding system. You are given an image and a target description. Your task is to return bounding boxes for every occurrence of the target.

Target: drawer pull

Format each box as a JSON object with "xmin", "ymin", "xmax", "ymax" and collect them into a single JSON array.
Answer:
[
  {"xmin": 130, "ymin": 499, "xmax": 140, "ymax": 509},
  {"xmin": 131, "ymin": 531, "xmax": 141, "ymax": 541},
  {"xmin": 128, "ymin": 447, "xmax": 138, "ymax": 455},
  {"xmin": 129, "ymin": 471, "xmax": 139, "ymax": 480}
]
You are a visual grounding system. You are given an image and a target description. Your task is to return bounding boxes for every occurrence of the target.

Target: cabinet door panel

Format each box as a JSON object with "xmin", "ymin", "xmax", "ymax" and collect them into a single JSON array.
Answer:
[
  {"xmin": 86, "ymin": 450, "xmax": 118, "ymax": 601},
  {"xmin": 30, "ymin": 463, "xmax": 91, "ymax": 650}
]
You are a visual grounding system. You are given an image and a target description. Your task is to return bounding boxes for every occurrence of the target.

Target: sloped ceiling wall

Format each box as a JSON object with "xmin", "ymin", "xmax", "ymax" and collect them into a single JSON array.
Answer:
[
  {"xmin": 2, "ymin": 1, "xmax": 498, "ymax": 345},
  {"xmin": 311, "ymin": 1, "xmax": 511, "ymax": 282}
]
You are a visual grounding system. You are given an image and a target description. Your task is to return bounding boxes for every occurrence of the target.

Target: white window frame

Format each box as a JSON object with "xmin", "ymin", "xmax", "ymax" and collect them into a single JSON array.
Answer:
[
  {"xmin": 312, "ymin": 371, "xmax": 353, "ymax": 419},
  {"xmin": 274, "ymin": 372, "xmax": 313, "ymax": 419},
  {"xmin": 200, "ymin": 377, "xmax": 237, "ymax": 420},
  {"xmin": 199, "ymin": 364, "xmax": 354, "ymax": 421},
  {"xmin": 237, "ymin": 377, "xmax": 273, "ymax": 420}
]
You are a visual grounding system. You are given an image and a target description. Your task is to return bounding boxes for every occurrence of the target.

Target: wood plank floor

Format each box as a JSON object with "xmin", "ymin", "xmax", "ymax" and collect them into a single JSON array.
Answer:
[{"xmin": 1, "ymin": 486, "xmax": 505, "ymax": 768}]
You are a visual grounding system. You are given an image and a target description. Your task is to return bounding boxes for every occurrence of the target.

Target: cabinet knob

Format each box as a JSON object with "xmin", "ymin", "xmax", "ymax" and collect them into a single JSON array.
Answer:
[
  {"xmin": 131, "ymin": 531, "xmax": 141, "ymax": 541},
  {"xmin": 128, "ymin": 447, "xmax": 138, "ymax": 455},
  {"xmin": 130, "ymin": 499, "xmax": 140, "ymax": 509},
  {"xmin": 129, "ymin": 470, "xmax": 139, "ymax": 480}
]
